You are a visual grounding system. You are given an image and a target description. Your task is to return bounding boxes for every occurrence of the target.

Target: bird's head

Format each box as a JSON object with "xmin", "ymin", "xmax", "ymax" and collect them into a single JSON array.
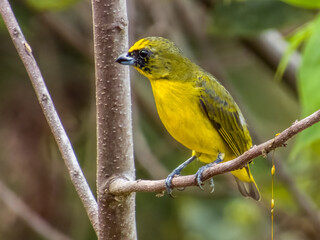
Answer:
[{"xmin": 116, "ymin": 37, "xmax": 191, "ymax": 81}]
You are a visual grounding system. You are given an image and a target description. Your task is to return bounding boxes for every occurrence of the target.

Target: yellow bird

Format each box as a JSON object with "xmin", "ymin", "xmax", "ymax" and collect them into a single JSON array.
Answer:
[{"xmin": 116, "ymin": 37, "xmax": 260, "ymax": 200}]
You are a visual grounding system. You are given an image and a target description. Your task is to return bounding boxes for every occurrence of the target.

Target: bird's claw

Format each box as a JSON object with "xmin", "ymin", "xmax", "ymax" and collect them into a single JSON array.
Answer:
[
  {"xmin": 165, "ymin": 172, "xmax": 178, "ymax": 198},
  {"xmin": 195, "ymin": 163, "xmax": 215, "ymax": 192},
  {"xmin": 209, "ymin": 178, "xmax": 215, "ymax": 193},
  {"xmin": 195, "ymin": 165, "xmax": 206, "ymax": 190},
  {"xmin": 165, "ymin": 155, "xmax": 197, "ymax": 197}
]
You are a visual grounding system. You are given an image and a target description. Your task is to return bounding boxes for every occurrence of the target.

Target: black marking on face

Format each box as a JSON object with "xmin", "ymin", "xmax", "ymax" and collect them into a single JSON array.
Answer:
[{"xmin": 128, "ymin": 49, "xmax": 152, "ymax": 69}]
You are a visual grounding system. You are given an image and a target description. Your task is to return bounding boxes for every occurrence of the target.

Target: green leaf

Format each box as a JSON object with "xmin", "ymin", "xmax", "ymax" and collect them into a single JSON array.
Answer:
[
  {"xmin": 282, "ymin": 0, "xmax": 320, "ymax": 9},
  {"xmin": 26, "ymin": 0, "xmax": 79, "ymax": 11},
  {"xmin": 210, "ymin": 0, "xmax": 312, "ymax": 36},
  {"xmin": 291, "ymin": 14, "xmax": 320, "ymax": 157},
  {"xmin": 275, "ymin": 22, "xmax": 314, "ymax": 82}
]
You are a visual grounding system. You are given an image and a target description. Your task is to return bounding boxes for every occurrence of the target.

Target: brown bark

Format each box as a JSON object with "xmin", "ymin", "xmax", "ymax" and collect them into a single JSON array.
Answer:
[{"xmin": 92, "ymin": 0, "xmax": 136, "ymax": 239}]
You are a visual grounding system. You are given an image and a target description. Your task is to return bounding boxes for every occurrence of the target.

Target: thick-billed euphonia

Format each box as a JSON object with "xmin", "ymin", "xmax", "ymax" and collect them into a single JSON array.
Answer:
[{"xmin": 116, "ymin": 37, "xmax": 260, "ymax": 200}]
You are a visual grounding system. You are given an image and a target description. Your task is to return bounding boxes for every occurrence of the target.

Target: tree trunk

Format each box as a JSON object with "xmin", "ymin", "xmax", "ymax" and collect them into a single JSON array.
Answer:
[{"xmin": 91, "ymin": 0, "xmax": 136, "ymax": 239}]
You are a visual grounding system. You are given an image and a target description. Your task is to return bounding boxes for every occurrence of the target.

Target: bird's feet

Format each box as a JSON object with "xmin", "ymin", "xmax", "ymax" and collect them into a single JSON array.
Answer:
[
  {"xmin": 195, "ymin": 153, "xmax": 224, "ymax": 193},
  {"xmin": 195, "ymin": 163, "xmax": 214, "ymax": 191},
  {"xmin": 165, "ymin": 169, "xmax": 180, "ymax": 197},
  {"xmin": 165, "ymin": 155, "xmax": 197, "ymax": 197}
]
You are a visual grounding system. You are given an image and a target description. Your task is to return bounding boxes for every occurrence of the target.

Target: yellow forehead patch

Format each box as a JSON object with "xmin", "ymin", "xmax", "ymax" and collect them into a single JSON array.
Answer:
[{"xmin": 128, "ymin": 39, "xmax": 150, "ymax": 52}]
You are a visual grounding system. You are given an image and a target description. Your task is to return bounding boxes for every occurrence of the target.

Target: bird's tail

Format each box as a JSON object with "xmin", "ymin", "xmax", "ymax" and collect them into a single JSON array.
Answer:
[{"xmin": 231, "ymin": 165, "xmax": 260, "ymax": 201}]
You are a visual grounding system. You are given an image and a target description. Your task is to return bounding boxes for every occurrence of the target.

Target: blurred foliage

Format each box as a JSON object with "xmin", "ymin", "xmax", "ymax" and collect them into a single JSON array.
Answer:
[
  {"xmin": 26, "ymin": 0, "xmax": 79, "ymax": 11},
  {"xmin": 275, "ymin": 21, "xmax": 314, "ymax": 81},
  {"xmin": 293, "ymin": 14, "xmax": 320, "ymax": 157},
  {"xmin": 275, "ymin": 0, "xmax": 320, "ymax": 166},
  {"xmin": 210, "ymin": 0, "xmax": 313, "ymax": 36},
  {"xmin": 0, "ymin": 0, "xmax": 320, "ymax": 240},
  {"xmin": 282, "ymin": 0, "xmax": 320, "ymax": 9}
]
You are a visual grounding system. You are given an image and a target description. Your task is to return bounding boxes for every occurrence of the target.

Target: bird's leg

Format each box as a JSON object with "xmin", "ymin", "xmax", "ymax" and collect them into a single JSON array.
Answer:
[
  {"xmin": 165, "ymin": 155, "xmax": 197, "ymax": 197},
  {"xmin": 195, "ymin": 153, "xmax": 224, "ymax": 192}
]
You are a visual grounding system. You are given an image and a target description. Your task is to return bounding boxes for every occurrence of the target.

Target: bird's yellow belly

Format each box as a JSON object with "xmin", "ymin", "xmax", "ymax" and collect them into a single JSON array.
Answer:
[{"xmin": 151, "ymin": 80, "xmax": 232, "ymax": 161}]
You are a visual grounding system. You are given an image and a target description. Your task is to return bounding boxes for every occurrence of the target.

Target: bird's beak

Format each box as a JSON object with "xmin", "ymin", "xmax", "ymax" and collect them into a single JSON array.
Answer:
[{"xmin": 116, "ymin": 53, "xmax": 135, "ymax": 65}]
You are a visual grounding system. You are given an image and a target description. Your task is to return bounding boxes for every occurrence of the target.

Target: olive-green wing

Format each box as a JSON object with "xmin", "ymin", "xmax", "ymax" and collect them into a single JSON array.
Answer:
[{"xmin": 196, "ymin": 75, "xmax": 252, "ymax": 156}]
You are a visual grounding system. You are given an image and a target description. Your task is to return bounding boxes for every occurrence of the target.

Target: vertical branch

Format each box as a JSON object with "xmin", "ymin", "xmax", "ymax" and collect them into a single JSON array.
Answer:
[{"xmin": 91, "ymin": 0, "xmax": 136, "ymax": 239}]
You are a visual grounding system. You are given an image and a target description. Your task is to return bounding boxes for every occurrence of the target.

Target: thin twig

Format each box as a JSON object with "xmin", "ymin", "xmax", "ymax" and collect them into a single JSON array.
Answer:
[
  {"xmin": 0, "ymin": 0, "xmax": 98, "ymax": 234},
  {"xmin": 0, "ymin": 179, "xmax": 72, "ymax": 240},
  {"xmin": 109, "ymin": 109, "xmax": 320, "ymax": 195}
]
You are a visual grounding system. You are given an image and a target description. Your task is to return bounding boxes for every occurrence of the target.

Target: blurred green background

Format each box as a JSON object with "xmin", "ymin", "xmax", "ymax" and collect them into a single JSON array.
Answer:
[{"xmin": 1, "ymin": 0, "xmax": 320, "ymax": 239}]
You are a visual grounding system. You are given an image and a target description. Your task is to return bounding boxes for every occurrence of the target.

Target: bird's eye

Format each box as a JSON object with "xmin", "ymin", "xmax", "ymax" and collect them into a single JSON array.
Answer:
[{"xmin": 139, "ymin": 49, "xmax": 149, "ymax": 58}]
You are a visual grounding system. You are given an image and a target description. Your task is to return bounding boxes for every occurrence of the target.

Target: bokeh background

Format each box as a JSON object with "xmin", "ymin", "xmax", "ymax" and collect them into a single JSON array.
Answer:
[{"xmin": 1, "ymin": 0, "xmax": 320, "ymax": 239}]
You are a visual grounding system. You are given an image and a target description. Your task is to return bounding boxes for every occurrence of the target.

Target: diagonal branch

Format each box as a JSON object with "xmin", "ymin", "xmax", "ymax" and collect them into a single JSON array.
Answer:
[
  {"xmin": 109, "ymin": 109, "xmax": 320, "ymax": 195},
  {"xmin": 0, "ymin": 0, "xmax": 98, "ymax": 234}
]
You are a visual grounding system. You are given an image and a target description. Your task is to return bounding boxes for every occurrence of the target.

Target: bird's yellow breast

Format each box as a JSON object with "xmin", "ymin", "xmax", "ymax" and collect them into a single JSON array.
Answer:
[{"xmin": 150, "ymin": 79, "xmax": 233, "ymax": 161}]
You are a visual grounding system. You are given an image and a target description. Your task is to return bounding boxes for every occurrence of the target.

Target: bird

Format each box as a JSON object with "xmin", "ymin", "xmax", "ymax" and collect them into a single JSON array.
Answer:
[{"xmin": 116, "ymin": 37, "xmax": 260, "ymax": 200}]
